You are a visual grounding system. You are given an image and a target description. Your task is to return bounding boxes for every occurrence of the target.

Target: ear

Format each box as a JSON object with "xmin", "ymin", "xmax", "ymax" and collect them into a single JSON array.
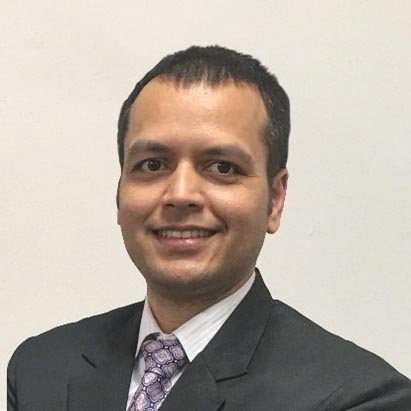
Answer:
[
  {"xmin": 116, "ymin": 177, "xmax": 121, "ymax": 225},
  {"xmin": 267, "ymin": 168, "xmax": 288, "ymax": 234}
]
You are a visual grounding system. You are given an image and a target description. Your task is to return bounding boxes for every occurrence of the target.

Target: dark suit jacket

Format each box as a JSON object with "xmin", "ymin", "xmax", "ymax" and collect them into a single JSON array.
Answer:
[{"xmin": 7, "ymin": 272, "xmax": 411, "ymax": 410}]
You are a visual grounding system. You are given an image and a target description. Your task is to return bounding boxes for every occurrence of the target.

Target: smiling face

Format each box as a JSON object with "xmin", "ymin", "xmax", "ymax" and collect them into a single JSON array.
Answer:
[{"xmin": 117, "ymin": 78, "xmax": 287, "ymax": 302}]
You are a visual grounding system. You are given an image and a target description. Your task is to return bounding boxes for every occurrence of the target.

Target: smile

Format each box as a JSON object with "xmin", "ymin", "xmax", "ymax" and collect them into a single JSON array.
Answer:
[{"xmin": 155, "ymin": 229, "xmax": 216, "ymax": 239}]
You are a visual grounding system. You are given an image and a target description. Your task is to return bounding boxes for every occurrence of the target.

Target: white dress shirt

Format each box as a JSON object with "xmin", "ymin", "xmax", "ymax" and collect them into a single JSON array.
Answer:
[{"xmin": 126, "ymin": 271, "xmax": 256, "ymax": 409}]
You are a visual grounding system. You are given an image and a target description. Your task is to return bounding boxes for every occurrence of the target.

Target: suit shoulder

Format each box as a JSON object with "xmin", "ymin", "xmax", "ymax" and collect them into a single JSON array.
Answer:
[
  {"xmin": 268, "ymin": 300, "xmax": 399, "ymax": 371},
  {"xmin": 9, "ymin": 301, "xmax": 143, "ymax": 364},
  {"xmin": 8, "ymin": 302, "xmax": 144, "ymax": 409},
  {"xmin": 265, "ymin": 300, "xmax": 411, "ymax": 407}
]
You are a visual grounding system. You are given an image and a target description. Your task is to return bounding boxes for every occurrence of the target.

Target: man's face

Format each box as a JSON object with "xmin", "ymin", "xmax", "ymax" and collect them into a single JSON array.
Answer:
[{"xmin": 117, "ymin": 78, "xmax": 287, "ymax": 301}]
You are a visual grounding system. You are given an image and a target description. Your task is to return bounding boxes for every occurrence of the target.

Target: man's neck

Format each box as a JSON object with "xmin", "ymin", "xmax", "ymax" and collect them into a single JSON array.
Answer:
[{"xmin": 146, "ymin": 273, "xmax": 253, "ymax": 334}]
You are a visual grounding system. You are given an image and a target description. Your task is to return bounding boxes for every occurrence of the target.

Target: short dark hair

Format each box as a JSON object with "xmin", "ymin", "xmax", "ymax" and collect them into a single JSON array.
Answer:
[{"xmin": 117, "ymin": 45, "xmax": 290, "ymax": 181}]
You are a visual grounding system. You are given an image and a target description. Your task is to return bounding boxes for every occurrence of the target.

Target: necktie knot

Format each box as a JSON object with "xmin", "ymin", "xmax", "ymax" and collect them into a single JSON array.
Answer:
[{"xmin": 142, "ymin": 335, "xmax": 188, "ymax": 378}]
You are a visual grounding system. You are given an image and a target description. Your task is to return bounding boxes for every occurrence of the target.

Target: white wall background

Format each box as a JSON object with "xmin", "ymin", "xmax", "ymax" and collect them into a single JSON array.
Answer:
[{"xmin": 1, "ymin": 1, "xmax": 410, "ymax": 407}]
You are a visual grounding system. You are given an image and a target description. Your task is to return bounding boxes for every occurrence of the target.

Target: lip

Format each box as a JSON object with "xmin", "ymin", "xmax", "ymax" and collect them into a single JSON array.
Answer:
[
  {"xmin": 152, "ymin": 225, "xmax": 218, "ymax": 231},
  {"xmin": 150, "ymin": 227, "xmax": 218, "ymax": 253}
]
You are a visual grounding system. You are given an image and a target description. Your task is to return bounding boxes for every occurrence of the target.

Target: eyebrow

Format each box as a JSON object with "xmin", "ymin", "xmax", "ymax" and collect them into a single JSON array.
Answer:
[
  {"xmin": 125, "ymin": 140, "xmax": 171, "ymax": 162},
  {"xmin": 125, "ymin": 139, "xmax": 254, "ymax": 165},
  {"xmin": 202, "ymin": 145, "xmax": 253, "ymax": 165}
]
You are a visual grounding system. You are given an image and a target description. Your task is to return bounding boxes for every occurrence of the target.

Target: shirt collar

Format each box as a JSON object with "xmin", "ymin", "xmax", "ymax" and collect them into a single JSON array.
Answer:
[{"xmin": 136, "ymin": 271, "xmax": 256, "ymax": 362}]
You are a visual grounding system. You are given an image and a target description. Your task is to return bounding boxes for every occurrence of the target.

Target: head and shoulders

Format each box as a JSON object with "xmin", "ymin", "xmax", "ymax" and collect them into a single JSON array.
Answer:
[
  {"xmin": 10, "ymin": 44, "xmax": 290, "ymax": 356},
  {"xmin": 9, "ymin": 46, "xmax": 408, "ymax": 388}
]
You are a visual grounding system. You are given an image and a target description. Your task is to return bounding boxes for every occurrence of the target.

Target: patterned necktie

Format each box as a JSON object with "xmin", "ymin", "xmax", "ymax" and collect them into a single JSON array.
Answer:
[{"xmin": 128, "ymin": 334, "xmax": 188, "ymax": 411}]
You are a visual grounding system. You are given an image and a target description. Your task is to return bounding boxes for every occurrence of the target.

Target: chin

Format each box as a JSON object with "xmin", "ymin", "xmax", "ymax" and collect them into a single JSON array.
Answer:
[
  {"xmin": 142, "ymin": 262, "xmax": 223, "ymax": 297},
  {"xmin": 158, "ymin": 263, "xmax": 211, "ymax": 284}
]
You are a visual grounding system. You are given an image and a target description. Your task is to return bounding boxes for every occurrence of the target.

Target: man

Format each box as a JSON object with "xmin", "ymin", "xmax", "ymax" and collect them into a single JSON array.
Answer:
[{"xmin": 7, "ymin": 46, "xmax": 411, "ymax": 410}]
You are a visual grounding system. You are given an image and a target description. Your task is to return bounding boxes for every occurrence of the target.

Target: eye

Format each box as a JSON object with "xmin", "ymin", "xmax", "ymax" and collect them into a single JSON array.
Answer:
[
  {"xmin": 136, "ymin": 158, "xmax": 165, "ymax": 172},
  {"xmin": 207, "ymin": 161, "xmax": 239, "ymax": 175}
]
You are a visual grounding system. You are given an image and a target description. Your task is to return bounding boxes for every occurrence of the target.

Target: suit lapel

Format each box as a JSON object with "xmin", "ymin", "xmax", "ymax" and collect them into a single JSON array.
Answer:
[
  {"xmin": 162, "ymin": 271, "xmax": 273, "ymax": 411},
  {"xmin": 68, "ymin": 303, "xmax": 143, "ymax": 411},
  {"xmin": 202, "ymin": 271, "xmax": 273, "ymax": 381},
  {"xmin": 67, "ymin": 272, "xmax": 273, "ymax": 411},
  {"xmin": 161, "ymin": 355, "xmax": 224, "ymax": 411}
]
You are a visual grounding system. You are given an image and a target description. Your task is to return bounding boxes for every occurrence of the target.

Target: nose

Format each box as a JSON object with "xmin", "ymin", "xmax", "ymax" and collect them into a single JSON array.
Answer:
[{"xmin": 162, "ymin": 162, "xmax": 204, "ymax": 210}]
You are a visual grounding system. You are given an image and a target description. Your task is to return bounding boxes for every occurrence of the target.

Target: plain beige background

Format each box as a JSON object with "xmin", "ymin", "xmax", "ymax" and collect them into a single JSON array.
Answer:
[{"xmin": 2, "ymin": 1, "xmax": 410, "ymax": 408}]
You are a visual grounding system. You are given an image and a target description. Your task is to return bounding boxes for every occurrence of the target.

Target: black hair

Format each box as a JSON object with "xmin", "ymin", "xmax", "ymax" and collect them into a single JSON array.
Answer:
[{"xmin": 117, "ymin": 45, "xmax": 290, "ymax": 182}]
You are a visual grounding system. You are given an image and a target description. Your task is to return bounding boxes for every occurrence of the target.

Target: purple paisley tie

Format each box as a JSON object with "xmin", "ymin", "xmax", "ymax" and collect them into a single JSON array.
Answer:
[{"xmin": 128, "ymin": 334, "xmax": 188, "ymax": 411}]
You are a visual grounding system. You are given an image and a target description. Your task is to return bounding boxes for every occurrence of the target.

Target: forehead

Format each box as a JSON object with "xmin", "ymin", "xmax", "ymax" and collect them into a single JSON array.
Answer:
[{"xmin": 125, "ymin": 78, "xmax": 268, "ymax": 152}]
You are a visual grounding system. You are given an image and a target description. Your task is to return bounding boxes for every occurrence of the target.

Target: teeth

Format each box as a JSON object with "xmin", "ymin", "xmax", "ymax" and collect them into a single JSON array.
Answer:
[{"xmin": 157, "ymin": 229, "xmax": 214, "ymax": 239}]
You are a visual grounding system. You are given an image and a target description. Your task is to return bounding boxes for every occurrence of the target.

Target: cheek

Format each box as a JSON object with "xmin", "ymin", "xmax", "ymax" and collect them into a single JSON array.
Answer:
[
  {"xmin": 117, "ymin": 185, "xmax": 160, "ymax": 225},
  {"xmin": 210, "ymin": 186, "xmax": 269, "ymax": 230}
]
